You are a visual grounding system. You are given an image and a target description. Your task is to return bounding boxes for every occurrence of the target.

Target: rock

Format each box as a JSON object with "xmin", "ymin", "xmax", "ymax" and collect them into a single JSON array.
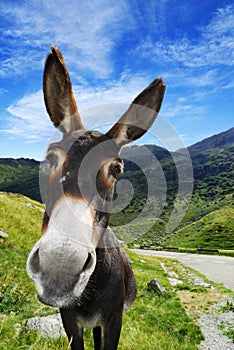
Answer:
[
  {"xmin": 199, "ymin": 298, "xmax": 234, "ymax": 350},
  {"xmin": 160, "ymin": 261, "xmax": 212, "ymax": 288},
  {"xmin": 25, "ymin": 313, "xmax": 66, "ymax": 339},
  {"xmin": 0, "ymin": 230, "xmax": 9, "ymax": 238},
  {"xmin": 147, "ymin": 278, "xmax": 166, "ymax": 294},
  {"xmin": 168, "ymin": 277, "xmax": 183, "ymax": 286},
  {"xmin": 168, "ymin": 271, "xmax": 179, "ymax": 279},
  {"xmin": 0, "ymin": 314, "xmax": 8, "ymax": 319},
  {"xmin": 15, "ymin": 323, "xmax": 22, "ymax": 335}
]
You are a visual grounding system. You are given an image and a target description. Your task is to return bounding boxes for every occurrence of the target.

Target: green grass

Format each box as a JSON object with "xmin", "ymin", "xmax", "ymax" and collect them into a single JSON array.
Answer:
[
  {"xmin": 125, "ymin": 192, "xmax": 234, "ymax": 251},
  {"xmin": 0, "ymin": 162, "xmax": 37, "ymax": 185},
  {"xmin": 165, "ymin": 203, "xmax": 234, "ymax": 249},
  {"xmin": 119, "ymin": 253, "xmax": 203, "ymax": 349},
  {"xmin": 0, "ymin": 191, "xmax": 230, "ymax": 349},
  {"xmin": 219, "ymin": 250, "xmax": 234, "ymax": 257}
]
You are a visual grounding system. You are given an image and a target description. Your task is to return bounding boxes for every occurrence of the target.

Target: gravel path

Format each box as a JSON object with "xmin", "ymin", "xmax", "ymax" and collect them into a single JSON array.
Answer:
[
  {"xmin": 199, "ymin": 298, "xmax": 234, "ymax": 350},
  {"xmin": 132, "ymin": 249, "xmax": 234, "ymax": 291},
  {"xmin": 133, "ymin": 249, "xmax": 234, "ymax": 349}
]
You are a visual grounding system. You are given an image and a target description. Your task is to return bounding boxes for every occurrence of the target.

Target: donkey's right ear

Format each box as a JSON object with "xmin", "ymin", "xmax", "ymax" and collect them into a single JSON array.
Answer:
[{"xmin": 43, "ymin": 46, "xmax": 84, "ymax": 135}]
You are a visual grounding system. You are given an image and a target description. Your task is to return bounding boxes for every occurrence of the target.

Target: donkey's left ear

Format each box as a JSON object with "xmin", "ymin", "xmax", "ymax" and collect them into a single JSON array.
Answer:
[{"xmin": 106, "ymin": 78, "xmax": 166, "ymax": 148}]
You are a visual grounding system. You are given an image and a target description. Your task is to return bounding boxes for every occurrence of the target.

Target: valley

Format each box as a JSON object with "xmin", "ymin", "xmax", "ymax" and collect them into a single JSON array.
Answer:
[{"xmin": 0, "ymin": 127, "xmax": 233, "ymax": 250}]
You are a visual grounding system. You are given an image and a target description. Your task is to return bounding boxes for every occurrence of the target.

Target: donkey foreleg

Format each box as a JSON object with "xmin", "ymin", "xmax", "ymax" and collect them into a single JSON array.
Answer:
[
  {"xmin": 102, "ymin": 313, "xmax": 122, "ymax": 350},
  {"xmin": 60, "ymin": 308, "xmax": 84, "ymax": 350}
]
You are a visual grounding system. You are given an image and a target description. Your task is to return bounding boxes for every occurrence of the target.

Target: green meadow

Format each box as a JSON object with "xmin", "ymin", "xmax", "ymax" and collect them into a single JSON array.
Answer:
[{"xmin": 1, "ymin": 192, "xmax": 232, "ymax": 349}]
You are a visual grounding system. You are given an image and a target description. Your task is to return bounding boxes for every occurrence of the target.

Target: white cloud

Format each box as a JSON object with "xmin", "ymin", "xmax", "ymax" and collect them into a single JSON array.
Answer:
[
  {"xmin": 1, "ymin": 73, "xmax": 152, "ymax": 141},
  {"xmin": 1, "ymin": 1, "xmax": 233, "ymax": 153},
  {"xmin": 162, "ymin": 68, "xmax": 220, "ymax": 90},
  {"xmin": 2, "ymin": 90, "xmax": 53, "ymax": 142},
  {"xmin": 137, "ymin": 4, "xmax": 234, "ymax": 68},
  {"xmin": 74, "ymin": 73, "xmax": 150, "ymax": 109},
  {"xmin": 201, "ymin": 5, "xmax": 234, "ymax": 38},
  {"xmin": 163, "ymin": 98, "xmax": 207, "ymax": 120},
  {"xmin": 0, "ymin": 0, "xmax": 130, "ymax": 78},
  {"xmin": 0, "ymin": 52, "xmax": 41, "ymax": 78}
]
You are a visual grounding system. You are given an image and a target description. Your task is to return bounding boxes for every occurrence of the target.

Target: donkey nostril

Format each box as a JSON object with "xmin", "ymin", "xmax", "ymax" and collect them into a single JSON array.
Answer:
[
  {"xmin": 28, "ymin": 248, "xmax": 40, "ymax": 276},
  {"xmin": 82, "ymin": 253, "xmax": 92, "ymax": 272}
]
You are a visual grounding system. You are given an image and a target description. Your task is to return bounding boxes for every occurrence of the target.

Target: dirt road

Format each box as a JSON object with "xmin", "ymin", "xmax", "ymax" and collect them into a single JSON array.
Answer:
[{"xmin": 132, "ymin": 249, "xmax": 234, "ymax": 291}]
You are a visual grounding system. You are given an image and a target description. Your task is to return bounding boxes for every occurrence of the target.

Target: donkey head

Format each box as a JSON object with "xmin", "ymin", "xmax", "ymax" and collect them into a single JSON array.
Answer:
[{"xmin": 26, "ymin": 46, "xmax": 165, "ymax": 308}]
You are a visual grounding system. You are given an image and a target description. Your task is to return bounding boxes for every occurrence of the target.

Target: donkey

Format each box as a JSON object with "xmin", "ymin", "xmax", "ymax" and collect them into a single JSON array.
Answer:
[{"xmin": 26, "ymin": 46, "xmax": 165, "ymax": 350}]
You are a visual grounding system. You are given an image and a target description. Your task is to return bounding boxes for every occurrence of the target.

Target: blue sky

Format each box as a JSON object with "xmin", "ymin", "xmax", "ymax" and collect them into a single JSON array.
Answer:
[{"xmin": 0, "ymin": 0, "xmax": 233, "ymax": 160}]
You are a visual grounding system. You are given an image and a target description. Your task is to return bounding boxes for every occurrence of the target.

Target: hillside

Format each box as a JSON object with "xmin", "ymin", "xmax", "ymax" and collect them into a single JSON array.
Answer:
[
  {"xmin": 120, "ymin": 193, "xmax": 234, "ymax": 250},
  {"xmin": 188, "ymin": 127, "xmax": 234, "ymax": 155},
  {"xmin": 0, "ymin": 158, "xmax": 40, "ymax": 202},
  {"xmin": 163, "ymin": 194, "xmax": 234, "ymax": 249},
  {"xmin": 112, "ymin": 128, "xmax": 234, "ymax": 246},
  {"xmin": 0, "ymin": 192, "xmax": 205, "ymax": 349},
  {"xmin": 0, "ymin": 127, "xmax": 233, "ymax": 249}
]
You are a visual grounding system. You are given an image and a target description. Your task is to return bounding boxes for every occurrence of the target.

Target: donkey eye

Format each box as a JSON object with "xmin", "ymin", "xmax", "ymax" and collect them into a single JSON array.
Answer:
[{"xmin": 110, "ymin": 163, "xmax": 123, "ymax": 177}]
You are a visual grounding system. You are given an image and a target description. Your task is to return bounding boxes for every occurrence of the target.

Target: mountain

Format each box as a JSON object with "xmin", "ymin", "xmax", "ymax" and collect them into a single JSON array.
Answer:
[
  {"xmin": 0, "ymin": 127, "xmax": 233, "ymax": 249},
  {"xmin": 163, "ymin": 193, "xmax": 234, "ymax": 250},
  {"xmin": 188, "ymin": 127, "xmax": 234, "ymax": 155},
  {"xmin": 112, "ymin": 127, "xmax": 234, "ymax": 247},
  {"xmin": 0, "ymin": 158, "xmax": 40, "ymax": 202}
]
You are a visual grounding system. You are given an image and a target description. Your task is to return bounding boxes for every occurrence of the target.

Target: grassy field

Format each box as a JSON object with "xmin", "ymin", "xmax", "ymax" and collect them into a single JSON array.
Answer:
[
  {"xmin": 0, "ymin": 192, "xmax": 231, "ymax": 349},
  {"xmin": 129, "ymin": 193, "xmax": 234, "ymax": 251},
  {"xmin": 164, "ymin": 194, "xmax": 234, "ymax": 250}
]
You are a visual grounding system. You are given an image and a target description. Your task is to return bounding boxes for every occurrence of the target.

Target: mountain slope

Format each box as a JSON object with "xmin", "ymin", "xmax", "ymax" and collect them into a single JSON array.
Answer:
[
  {"xmin": 114, "ymin": 128, "xmax": 234, "ymax": 248},
  {"xmin": 0, "ymin": 192, "xmax": 203, "ymax": 349},
  {"xmin": 188, "ymin": 127, "xmax": 234, "ymax": 155},
  {"xmin": 191, "ymin": 144, "xmax": 234, "ymax": 199},
  {"xmin": 0, "ymin": 127, "xmax": 233, "ymax": 249},
  {"xmin": 0, "ymin": 158, "xmax": 40, "ymax": 201},
  {"xmin": 164, "ymin": 193, "xmax": 234, "ymax": 249}
]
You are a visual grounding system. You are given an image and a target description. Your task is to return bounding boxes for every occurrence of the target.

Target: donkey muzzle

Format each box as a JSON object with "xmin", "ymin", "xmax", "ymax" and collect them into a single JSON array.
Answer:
[{"xmin": 26, "ymin": 238, "xmax": 96, "ymax": 307}]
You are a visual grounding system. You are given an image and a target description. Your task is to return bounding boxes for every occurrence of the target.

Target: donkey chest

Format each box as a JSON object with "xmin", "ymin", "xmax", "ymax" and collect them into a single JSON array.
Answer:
[{"xmin": 77, "ymin": 312, "xmax": 102, "ymax": 329}]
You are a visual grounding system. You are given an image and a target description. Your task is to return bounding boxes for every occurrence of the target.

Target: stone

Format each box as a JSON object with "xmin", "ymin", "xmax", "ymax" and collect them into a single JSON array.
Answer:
[
  {"xmin": 147, "ymin": 278, "xmax": 166, "ymax": 294},
  {"xmin": 0, "ymin": 230, "xmax": 9, "ymax": 238},
  {"xmin": 0, "ymin": 314, "xmax": 8, "ymax": 319},
  {"xmin": 168, "ymin": 277, "xmax": 183, "ymax": 286},
  {"xmin": 25, "ymin": 313, "xmax": 66, "ymax": 339}
]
